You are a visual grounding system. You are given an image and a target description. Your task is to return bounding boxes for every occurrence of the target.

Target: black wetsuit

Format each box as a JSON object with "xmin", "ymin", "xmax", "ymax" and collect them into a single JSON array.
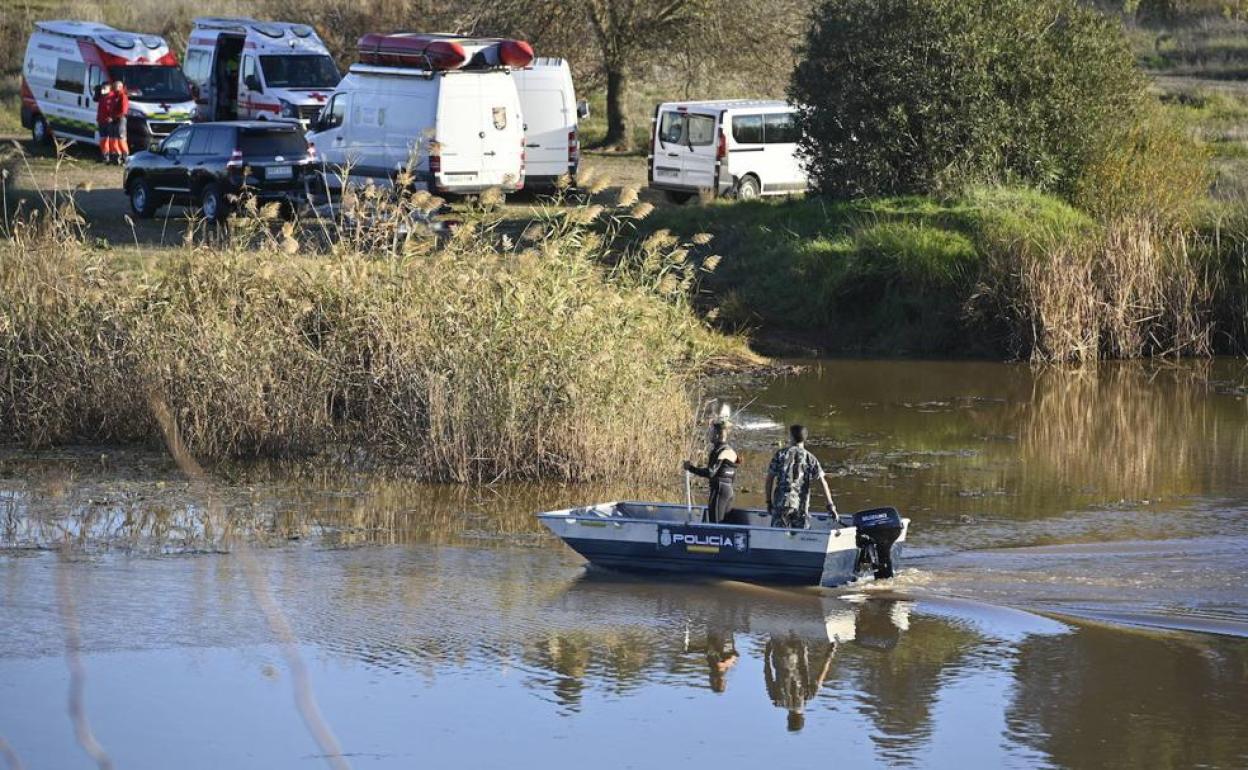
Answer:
[{"xmin": 688, "ymin": 442, "xmax": 737, "ymax": 523}]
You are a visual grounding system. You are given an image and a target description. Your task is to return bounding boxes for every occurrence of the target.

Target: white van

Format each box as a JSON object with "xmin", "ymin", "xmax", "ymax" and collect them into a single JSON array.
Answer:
[
  {"xmin": 648, "ymin": 100, "xmax": 808, "ymax": 203},
  {"xmin": 183, "ymin": 17, "xmax": 340, "ymax": 127},
  {"xmin": 309, "ymin": 35, "xmax": 527, "ymax": 196},
  {"xmin": 20, "ymin": 21, "xmax": 196, "ymax": 150},
  {"xmin": 511, "ymin": 58, "xmax": 589, "ymax": 190}
]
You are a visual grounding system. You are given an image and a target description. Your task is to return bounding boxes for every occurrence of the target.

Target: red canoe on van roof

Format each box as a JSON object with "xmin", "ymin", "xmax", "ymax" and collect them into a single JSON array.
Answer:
[{"xmin": 356, "ymin": 33, "xmax": 533, "ymax": 70}]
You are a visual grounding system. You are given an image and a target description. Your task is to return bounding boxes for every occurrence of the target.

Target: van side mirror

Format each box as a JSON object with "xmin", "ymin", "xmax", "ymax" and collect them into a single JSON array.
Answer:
[{"xmin": 577, "ymin": 100, "xmax": 590, "ymax": 120}]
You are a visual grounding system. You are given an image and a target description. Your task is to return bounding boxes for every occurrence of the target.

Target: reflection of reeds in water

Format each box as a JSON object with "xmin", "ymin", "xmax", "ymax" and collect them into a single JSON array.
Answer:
[
  {"xmin": 1018, "ymin": 362, "xmax": 1244, "ymax": 503},
  {"xmin": 0, "ymin": 449, "xmax": 680, "ymax": 552}
]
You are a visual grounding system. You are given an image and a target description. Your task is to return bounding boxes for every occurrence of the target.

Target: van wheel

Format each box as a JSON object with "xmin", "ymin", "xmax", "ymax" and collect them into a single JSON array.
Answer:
[
  {"xmin": 664, "ymin": 190, "xmax": 693, "ymax": 205},
  {"xmin": 129, "ymin": 177, "xmax": 158, "ymax": 219},
  {"xmin": 31, "ymin": 115, "xmax": 51, "ymax": 147},
  {"xmin": 735, "ymin": 175, "xmax": 761, "ymax": 201},
  {"xmin": 200, "ymin": 183, "xmax": 228, "ymax": 222}
]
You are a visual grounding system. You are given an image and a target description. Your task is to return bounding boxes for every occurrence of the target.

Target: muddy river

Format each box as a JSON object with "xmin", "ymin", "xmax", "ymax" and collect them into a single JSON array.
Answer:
[{"xmin": 2, "ymin": 359, "xmax": 1247, "ymax": 769}]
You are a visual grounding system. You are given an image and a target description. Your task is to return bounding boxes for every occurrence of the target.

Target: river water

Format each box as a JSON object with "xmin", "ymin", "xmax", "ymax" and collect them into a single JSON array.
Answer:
[{"xmin": 1, "ymin": 359, "xmax": 1247, "ymax": 769}]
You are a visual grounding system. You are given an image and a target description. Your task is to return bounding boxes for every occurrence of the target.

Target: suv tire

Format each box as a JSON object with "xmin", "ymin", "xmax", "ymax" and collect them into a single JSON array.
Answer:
[
  {"xmin": 128, "ymin": 177, "xmax": 158, "ymax": 219},
  {"xmin": 200, "ymin": 182, "xmax": 227, "ymax": 222}
]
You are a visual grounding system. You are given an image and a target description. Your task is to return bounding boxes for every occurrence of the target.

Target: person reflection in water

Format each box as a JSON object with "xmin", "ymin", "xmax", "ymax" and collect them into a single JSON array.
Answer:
[
  {"xmin": 764, "ymin": 633, "xmax": 836, "ymax": 732},
  {"xmin": 705, "ymin": 630, "xmax": 739, "ymax": 693}
]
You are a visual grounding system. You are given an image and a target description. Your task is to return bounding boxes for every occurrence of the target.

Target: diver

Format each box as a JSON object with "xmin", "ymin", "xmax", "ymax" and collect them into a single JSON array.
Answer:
[
  {"xmin": 683, "ymin": 417, "xmax": 738, "ymax": 523},
  {"xmin": 765, "ymin": 424, "xmax": 837, "ymax": 529}
]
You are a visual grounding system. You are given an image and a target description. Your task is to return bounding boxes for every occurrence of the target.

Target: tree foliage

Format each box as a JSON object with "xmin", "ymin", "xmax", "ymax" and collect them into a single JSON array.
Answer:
[{"xmin": 790, "ymin": 0, "xmax": 1148, "ymax": 198}]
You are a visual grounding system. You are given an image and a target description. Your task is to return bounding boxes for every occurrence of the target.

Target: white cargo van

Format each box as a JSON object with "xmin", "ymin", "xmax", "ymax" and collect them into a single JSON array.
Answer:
[
  {"xmin": 309, "ymin": 34, "xmax": 528, "ymax": 196},
  {"xmin": 511, "ymin": 58, "xmax": 589, "ymax": 189},
  {"xmin": 183, "ymin": 17, "xmax": 340, "ymax": 127},
  {"xmin": 20, "ymin": 21, "xmax": 196, "ymax": 151},
  {"xmin": 648, "ymin": 100, "xmax": 808, "ymax": 203}
]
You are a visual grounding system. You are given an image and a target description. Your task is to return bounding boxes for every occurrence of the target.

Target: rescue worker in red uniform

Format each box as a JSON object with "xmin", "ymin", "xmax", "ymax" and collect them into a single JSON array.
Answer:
[
  {"xmin": 112, "ymin": 78, "xmax": 131, "ymax": 163},
  {"xmin": 96, "ymin": 81, "xmax": 116, "ymax": 162}
]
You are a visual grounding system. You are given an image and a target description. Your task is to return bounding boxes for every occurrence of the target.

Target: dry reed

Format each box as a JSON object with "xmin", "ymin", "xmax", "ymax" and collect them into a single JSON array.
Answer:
[
  {"xmin": 0, "ymin": 171, "xmax": 742, "ymax": 482},
  {"xmin": 969, "ymin": 215, "xmax": 1216, "ymax": 362}
]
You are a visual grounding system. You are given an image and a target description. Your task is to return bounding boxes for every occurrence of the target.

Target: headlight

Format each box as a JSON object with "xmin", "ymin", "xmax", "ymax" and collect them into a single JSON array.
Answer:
[{"xmin": 279, "ymin": 99, "xmax": 298, "ymax": 119}]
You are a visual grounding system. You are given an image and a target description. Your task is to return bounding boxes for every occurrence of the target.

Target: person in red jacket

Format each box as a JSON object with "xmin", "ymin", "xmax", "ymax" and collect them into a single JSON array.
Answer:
[
  {"xmin": 96, "ymin": 81, "xmax": 116, "ymax": 162},
  {"xmin": 112, "ymin": 78, "xmax": 130, "ymax": 162}
]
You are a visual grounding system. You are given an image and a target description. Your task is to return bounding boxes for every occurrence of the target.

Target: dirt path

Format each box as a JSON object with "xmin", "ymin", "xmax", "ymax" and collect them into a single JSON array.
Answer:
[{"xmin": 3, "ymin": 132, "xmax": 654, "ymax": 248}]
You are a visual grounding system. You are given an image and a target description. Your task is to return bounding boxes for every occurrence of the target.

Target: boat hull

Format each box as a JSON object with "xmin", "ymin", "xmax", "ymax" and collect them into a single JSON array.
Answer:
[{"xmin": 538, "ymin": 503, "xmax": 899, "ymax": 587}]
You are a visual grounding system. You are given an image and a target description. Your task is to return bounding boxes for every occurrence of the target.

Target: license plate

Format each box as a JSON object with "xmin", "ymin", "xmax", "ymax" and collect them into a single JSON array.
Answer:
[{"xmin": 267, "ymin": 165, "xmax": 293, "ymax": 180}]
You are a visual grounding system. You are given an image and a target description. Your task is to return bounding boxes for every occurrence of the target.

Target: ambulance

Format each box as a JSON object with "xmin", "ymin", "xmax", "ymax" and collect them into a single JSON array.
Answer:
[
  {"xmin": 182, "ymin": 17, "xmax": 341, "ymax": 127},
  {"xmin": 20, "ymin": 21, "xmax": 196, "ymax": 151}
]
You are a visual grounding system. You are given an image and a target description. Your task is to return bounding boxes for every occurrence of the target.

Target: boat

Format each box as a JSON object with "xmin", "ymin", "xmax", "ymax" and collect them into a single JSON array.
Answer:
[
  {"xmin": 537, "ymin": 502, "xmax": 909, "ymax": 587},
  {"xmin": 357, "ymin": 32, "xmax": 534, "ymax": 70}
]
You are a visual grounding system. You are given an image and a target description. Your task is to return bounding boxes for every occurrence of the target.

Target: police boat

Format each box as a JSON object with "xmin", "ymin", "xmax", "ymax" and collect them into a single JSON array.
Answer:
[{"xmin": 537, "ymin": 503, "xmax": 909, "ymax": 587}]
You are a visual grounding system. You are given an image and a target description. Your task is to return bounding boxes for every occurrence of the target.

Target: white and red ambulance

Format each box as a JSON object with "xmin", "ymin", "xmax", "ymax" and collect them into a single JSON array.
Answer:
[
  {"xmin": 20, "ymin": 21, "xmax": 196, "ymax": 151},
  {"xmin": 183, "ymin": 17, "xmax": 340, "ymax": 128}
]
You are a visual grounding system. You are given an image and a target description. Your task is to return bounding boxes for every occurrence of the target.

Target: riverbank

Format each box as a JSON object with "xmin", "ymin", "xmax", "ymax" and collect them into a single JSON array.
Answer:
[
  {"xmin": 648, "ymin": 188, "xmax": 1248, "ymax": 361},
  {"xmin": 0, "ymin": 194, "xmax": 755, "ymax": 480}
]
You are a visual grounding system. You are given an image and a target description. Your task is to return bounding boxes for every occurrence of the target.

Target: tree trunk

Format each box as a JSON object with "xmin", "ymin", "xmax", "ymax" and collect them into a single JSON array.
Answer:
[{"xmin": 602, "ymin": 67, "xmax": 630, "ymax": 150}]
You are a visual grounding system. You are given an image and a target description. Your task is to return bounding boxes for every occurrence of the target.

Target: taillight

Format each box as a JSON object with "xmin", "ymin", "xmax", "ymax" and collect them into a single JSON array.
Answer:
[
  {"xmin": 226, "ymin": 148, "xmax": 244, "ymax": 169},
  {"xmin": 568, "ymin": 129, "xmax": 578, "ymax": 163},
  {"xmin": 306, "ymin": 142, "xmax": 317, "ymax": 160},
  {"xmin": 716, "ymin": 131, "xmax": 727, "ymax": 161},
  {"xmin": 429, "ymin": 149, "xmax": 441, "ymax": 175}
]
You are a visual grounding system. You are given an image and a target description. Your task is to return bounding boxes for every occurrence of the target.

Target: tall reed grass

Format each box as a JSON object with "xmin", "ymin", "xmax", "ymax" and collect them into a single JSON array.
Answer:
[{"xmin": 0, "ymin": 173, "xmax": 744, "ymax": 482}]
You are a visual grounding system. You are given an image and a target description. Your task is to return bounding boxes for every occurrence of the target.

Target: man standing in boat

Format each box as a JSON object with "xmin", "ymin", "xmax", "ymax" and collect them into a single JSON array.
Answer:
[
  {"xmin": 765, "ymin": 425, "xmax": 837, "ymax": 528},
  {"xmin": 683, "ymin": 416, "xmax": 738, "ymax": 523}
]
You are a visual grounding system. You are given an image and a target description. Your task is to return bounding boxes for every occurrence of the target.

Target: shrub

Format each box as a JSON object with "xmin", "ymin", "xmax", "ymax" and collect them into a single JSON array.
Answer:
[
  {"xmin": 1075, "ymin": 103, "xmax": 1212, "ymax": 223},
  {"xmin": 791, "ymin": 0, "xmax": 1146, "ymax": 200}
]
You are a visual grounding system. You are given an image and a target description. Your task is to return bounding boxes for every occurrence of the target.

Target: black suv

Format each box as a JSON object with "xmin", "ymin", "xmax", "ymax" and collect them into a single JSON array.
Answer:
[{"xmin": 124, "ymin": 121, "xmax": 313, "ymax": 221}]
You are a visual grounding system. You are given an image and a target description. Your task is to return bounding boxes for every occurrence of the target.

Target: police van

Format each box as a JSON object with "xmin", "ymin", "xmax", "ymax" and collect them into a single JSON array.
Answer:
[
  {"xmin": 511, "ymin": 58, "xmax": 589, "ymax": 190},
  {"xmin": 648, "ymin": 100, "xmax": 808, "ymax": 203},
  {"xmin": 20, "ymin": 21, "xmax": 196, "ymax": 150},
  {"xmin": 182, "ymin": 17, "xmax": 340, "ymax": 127},
  {"xmin": 309, "ymin": 33, "xmax": 529, "ymax": 196}
]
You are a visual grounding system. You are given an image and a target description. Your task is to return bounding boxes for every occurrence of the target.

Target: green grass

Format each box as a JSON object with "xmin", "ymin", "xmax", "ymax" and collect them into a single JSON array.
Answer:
[{"xmin": 643, "ymin": 189, "xmax": 1108, "ymax": 357}]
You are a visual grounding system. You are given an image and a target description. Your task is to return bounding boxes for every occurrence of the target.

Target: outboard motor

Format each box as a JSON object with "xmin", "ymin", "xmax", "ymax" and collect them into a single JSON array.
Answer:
[{"xmin": 852, "ymin": 507, "xmax": 904, "ymax": 579}]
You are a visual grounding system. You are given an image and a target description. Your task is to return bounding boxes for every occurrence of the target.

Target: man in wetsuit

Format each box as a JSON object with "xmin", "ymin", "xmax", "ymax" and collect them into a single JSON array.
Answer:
[
  {"xmin": 683, "ymin": 419, "xmax": 738, "ymax": 523},
  {"xmin": 765, "ymin": 424, "xmax": 836, "ymax": 529}
]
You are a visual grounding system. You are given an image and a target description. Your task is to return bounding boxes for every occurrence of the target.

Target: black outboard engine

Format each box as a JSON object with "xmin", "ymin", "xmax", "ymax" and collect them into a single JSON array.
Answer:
[{"xmin": 852, "ymin": 507, "xmax": 904, "ymax": 579}]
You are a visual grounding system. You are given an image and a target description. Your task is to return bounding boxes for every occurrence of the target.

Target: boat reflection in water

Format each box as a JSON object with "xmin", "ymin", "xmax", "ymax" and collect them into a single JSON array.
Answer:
[{"xmin": 528, "ymin": 574, "xmax": 992, "ymax": 748}]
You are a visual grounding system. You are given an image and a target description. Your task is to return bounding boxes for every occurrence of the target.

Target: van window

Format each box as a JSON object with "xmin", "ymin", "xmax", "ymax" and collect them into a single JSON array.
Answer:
[
  {"xmin": 88, "ymin": 66, "xmax": 105, "ymax": 98},
  {"xmin": 242, "ymin": 55, "xmax": 260, "ymax": 89},
  {"xmin": 686, "ymin": 114, "xmax": 715, "ymax": 146},
  {"xmin": 764, "ymin": 112, "xmax": 799, "ymax": 144},
  {"xmin": 732, "ymin": 114, "xmax": 764, "ymax": 144},
  {"xmin": 184, "ymin": 50, "xmax": 209, "ymax": 84},
  {"xmin": 54, "ymin": 59, "xmax": 85, "ymax": 93},
  {"xmin": 323, "ymin": 94, "xmax": 347, "ymax": 130},
  {"xmin": 259, "ymin": 55, "xmax": 339, "ymax": 89},
  {"xmin": 658, "ymin": 111, "xmax": 685, "ymax": 144}
]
